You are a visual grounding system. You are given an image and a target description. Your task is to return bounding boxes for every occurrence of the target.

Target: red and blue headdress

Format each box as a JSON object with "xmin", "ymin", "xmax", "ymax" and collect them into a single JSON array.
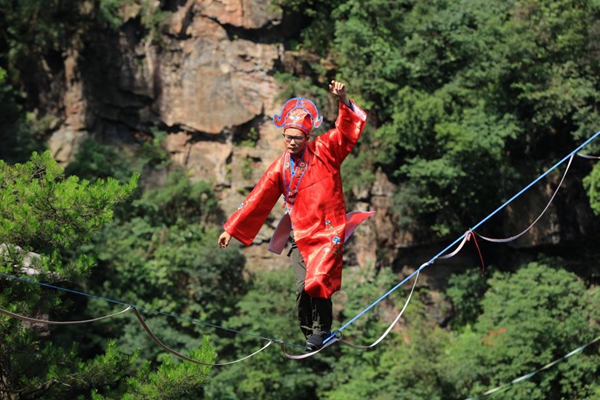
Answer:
[{"xmin": 272, "ymin": 97, "xmax": 323, "ymax": 135}]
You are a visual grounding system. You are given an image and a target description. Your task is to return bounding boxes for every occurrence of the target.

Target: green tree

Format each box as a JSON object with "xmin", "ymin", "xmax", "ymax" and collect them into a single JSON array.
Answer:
[
  {"xmin": 446, "ymin": 267, "xmax": 490, "ymax": 329},
  {"xmin": 583, "ymin": 162, "xmax": 600, "ymax": 216},
  {"xmin": 277, "ymin": 0, "xmax": 346, "ymax": 54},
  {"xmin": 0, "ymin": 151, "xmax": 136, "ymax": 398},
  {"xmin": 322, "ymin": 271, "xmax": 452, "ymax": 400},
  {"xmin": 0, "ymin": 151, "xmax": 216, "ymax": 399},
  {"xmin": 64, "ymin": 138, "xmax": 135, "ymax": 183},
  {"xmin": 71, "ymin": 167, "xmax": 246, "ymax": 361},
  {"xmin": 0, "ymin": 67, "xmax": 44, "ymax": 164},
  {"xmin": 203, "ymin": 269, "xmax": 325, "ymax": 400},
  {"xmin": 58, "ymin": 137, "xmax": 246, "ymax": 374},
  {"xmin": 445, "ymin": 260, "xmax": 600, "ymax": 399},
  {"xmin": 283, "ymin": 0, "xmax": 600, "ymax": 237}
]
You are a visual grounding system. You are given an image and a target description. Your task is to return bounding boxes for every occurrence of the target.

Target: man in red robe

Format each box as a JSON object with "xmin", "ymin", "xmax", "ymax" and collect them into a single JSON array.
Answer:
[{"xmin": 218, "ymin": 81, "xmax": 370, "ymax": 351}]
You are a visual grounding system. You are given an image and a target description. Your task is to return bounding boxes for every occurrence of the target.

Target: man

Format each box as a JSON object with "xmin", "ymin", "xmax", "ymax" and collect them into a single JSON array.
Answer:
[{"xmin": 218, "ymin": 81, "xmax": 371, "ymax": 351}]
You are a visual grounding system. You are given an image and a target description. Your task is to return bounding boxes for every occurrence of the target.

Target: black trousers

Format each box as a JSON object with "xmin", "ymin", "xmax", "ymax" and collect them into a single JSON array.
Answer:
[{"xmin": 288, "ymin": 237, "xmax": 332, "ymax": 338}]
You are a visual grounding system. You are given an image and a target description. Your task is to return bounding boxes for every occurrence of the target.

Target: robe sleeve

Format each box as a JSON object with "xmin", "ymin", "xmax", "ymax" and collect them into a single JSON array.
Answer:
[
  {"xmin": 224, "ymin": 159, "xmax": 283, "ymax": 246},
  {"xmin": 314, "ymin": 100, "xmax": 367, "ymax": 167}
]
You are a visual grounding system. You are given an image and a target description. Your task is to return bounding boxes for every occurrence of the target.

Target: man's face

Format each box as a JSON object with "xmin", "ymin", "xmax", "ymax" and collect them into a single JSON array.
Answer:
[{"xmin": 283, "ymin": 128, "xmax": 308, "ymax": 156}]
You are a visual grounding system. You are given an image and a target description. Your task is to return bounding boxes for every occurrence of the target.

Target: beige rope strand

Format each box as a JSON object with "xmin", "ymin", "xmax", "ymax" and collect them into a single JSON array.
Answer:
[
  {"xmin": 0, "ymin": 305, "xmax": 133, "ymax": 324},
  {"xmin": 475, "ymin": 154, "xmax": 574, "ymax": 243},
  {"xmin": 340, "ymin": 270, "xmax": 420, "ymax": 350},
  {"xmin": 132, "ymin": 308, "xmax": 273, "ymax": 366}
]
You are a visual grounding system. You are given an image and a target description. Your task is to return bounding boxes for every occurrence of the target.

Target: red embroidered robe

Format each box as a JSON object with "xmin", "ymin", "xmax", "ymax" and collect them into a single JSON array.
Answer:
[{"xmin": 224, "ymin": 101, "xmax": 368, "ymax": 298}]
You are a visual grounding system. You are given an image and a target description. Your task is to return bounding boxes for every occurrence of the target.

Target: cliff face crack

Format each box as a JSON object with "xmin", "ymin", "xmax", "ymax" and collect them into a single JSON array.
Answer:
[{"xmin": 198, "ymin": 8, "xmax": 307, "ymax": 46}]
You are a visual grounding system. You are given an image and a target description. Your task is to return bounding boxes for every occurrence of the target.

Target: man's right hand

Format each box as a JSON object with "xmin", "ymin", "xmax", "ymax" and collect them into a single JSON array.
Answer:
[
  {"xmin": 329, "ymin": 80, "xmax": 350, "ymax": 107},
  {"xmin": 218, "ymin": 231, "xmax": 232, "ymax": 248}
]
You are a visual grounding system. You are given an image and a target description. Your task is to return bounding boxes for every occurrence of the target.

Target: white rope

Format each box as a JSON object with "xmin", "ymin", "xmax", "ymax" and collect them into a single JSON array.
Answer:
[
  {"xmin": 439, "ymin": 233, "xmax": 472, "ymax": 260},
  {"xmin": 132, "ymin": 308, "xmax": 274, "ymax": 366},
  {"xmin": 576, "ymin": 153, "xmax": 600, "ymax": 160},
  {"xmin": 475, "ymin": 154, "xmax": 574, "ymax": 243},
  {"xmin": 0, "ymin": 305, "xmax": 133, "ymax": 324},
  {"xmin": 465, "ymin": 334, "xmax": 600, "ymax": 399},
  {"xmin": 340, "ymin": 270, "xmax": 420, "ymax": 350}
]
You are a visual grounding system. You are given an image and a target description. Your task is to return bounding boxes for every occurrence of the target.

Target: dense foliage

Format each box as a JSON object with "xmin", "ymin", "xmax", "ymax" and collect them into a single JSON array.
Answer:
[
  {"xmin": 0, "ymin": 152, "xmax": 216, "ymax": 399},
  {"xmin": 289, "ymin": 0, "xmax": 600, "ymax": 236},
  {"xmin": 2, "ymin": 0, "xmax": 600, "ymax": 399}
]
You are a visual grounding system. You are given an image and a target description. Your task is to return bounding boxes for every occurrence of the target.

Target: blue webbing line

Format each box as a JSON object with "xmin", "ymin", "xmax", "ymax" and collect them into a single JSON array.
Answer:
[
  {"xmin": 328, "ymin": 129, "xmax": 600, "ymax": 342},
  {"xmin": 0, "ymin": 272, "xmax": 304, "ymax": 349}
]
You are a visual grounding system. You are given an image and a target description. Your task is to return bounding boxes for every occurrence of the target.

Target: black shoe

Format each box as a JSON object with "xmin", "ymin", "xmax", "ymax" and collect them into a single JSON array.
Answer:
[
  {"xmin": 305, "ymin": 334, "xmax": 324, "ymax": 352},
  {"xmin": 305, "ymin": 332, "xmax": 331, "ymax": 352}
]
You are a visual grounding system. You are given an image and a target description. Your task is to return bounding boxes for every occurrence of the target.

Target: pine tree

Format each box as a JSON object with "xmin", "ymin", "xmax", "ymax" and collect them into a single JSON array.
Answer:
[{"xmin": 0, "ymin": 152, "xmax": 215, "ymax": 399}]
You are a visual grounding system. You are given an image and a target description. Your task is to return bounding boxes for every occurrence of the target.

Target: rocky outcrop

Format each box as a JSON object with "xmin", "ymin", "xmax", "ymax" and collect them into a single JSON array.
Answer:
[
  {"xmin": 196, "ymin": 0, "xmax": 282, "ymax": 30},
  {"xmin": 159, "ymin": 16, "xmax": 281, "ymax": 134}
]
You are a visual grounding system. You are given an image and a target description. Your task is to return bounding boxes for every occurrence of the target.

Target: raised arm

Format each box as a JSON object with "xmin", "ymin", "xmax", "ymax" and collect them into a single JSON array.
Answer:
[{"xmin": 313, "ymin": 81, "xmax": 367, "ymax": 166}]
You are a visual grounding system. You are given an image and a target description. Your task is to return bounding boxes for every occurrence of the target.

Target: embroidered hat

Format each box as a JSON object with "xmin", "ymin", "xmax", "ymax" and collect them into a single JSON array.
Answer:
[{"xmin": 272, "ymin": 97, "xmax": 323, "ymax": 135}]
